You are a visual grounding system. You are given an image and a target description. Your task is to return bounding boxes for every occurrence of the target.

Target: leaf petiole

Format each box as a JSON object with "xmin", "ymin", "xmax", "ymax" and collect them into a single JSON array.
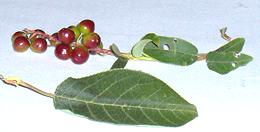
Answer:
[
  {"xmin": 197, "ymin": 53, "xmax": 208, "ymax": 61},
  {"xmin": 0, "ymin": 74, "xmax": 54, "ymax": 98}
]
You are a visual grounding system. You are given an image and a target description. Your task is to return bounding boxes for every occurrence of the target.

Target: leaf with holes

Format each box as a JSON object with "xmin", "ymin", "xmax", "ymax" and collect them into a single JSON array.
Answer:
[
  {"xmin": 143, "ymin": 36, "xmax": 198, "ymax": 66},
  {"xmin": 53, "ymin": 69, "xmax": 198, "ymax": 127},
  {"xmin": 215, "ymin": 38, "xmax": 245, "ymax": 53},
  {"xmin": 207, "ymin": 52, "xmax": 253, "ymax": 74}
]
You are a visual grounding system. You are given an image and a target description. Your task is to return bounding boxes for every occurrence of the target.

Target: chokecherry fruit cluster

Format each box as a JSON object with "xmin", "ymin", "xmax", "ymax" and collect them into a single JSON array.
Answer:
[{"xmin": 12, "ymin": 19, "xmax": 103, "ymax": 64}]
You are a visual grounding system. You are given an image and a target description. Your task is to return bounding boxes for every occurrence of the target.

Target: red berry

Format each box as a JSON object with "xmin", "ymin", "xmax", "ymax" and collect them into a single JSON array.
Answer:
[
  {"xmin": 71, "ymin": 47, "xmax": 89, "ymax": 64},
  {"xmin": 13, "ymin": 36, "xmax": 30, "ymax": 52},
  {"xmin": 58, "ymin": 28, "xmax": 75, "ymax": 45},
  {"xmin": 77, "ymin": 19, "xmax": 95, "ymax": 34},
  {"xmin": 82, "ymin": 32, "xmax": 101, "ymax": 49},
  {"xmin": 30, "ymin": 38, "xmax": 47, "ymax": 53},
  {"xmin": 55, "ymin": 44, "xmax": 72, "ymax": 60},
  {"xmin": 12, "ymin": 31, "xmax": 26, "ymax": 42}
]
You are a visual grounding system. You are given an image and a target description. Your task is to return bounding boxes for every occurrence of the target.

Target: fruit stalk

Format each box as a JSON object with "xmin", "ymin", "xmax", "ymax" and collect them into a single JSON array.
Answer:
[{"xmin": 24, "ymin": 28, "xmax": 59, "ymax": 46}]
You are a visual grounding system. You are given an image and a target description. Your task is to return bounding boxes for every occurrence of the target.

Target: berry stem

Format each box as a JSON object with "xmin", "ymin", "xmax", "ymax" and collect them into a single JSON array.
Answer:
[
  {"xmin": 90, "ymin": 47, "xmax": 208, "ymax": 61},
  {"xmin": 0, "ymin": 74, "xmax": 54, "ymax": 98},
  {"xmin": 24, "ymin": 28, "xmax": 60, "ymax": 46}
]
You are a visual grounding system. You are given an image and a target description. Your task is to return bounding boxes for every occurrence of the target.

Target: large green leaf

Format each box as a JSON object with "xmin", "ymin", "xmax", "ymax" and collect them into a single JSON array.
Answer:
[
  {"xmin": 215, "ymin": 38, "xmax": 245, "ymax": 52},
  {"xmin": 207, "ymin": 52, "xmax": 253, "ymax": 74},
  {"xmin": 54, "ymin": 69, "xmax": 197, "ymax": 127},
  {"xmin": 143, "ymin": 36, "xmax": 198, "ymax": 66}
]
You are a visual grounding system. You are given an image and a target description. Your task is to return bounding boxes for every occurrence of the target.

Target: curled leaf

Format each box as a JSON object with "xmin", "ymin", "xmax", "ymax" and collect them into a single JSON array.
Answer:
[
  {"xmin": 220, "ymin": 27, "xmax": 232, "ymax": 41},
  {"xmin": 141, "ymin": 33, "xmax": 160, "ymax": 46},
  {"xmin": 131, "ymin": 39, "xmax": 152, "ymax": 57},
  {"xmin": 110, "ymin": 44, "xmax": 122, "ymax": 57}
]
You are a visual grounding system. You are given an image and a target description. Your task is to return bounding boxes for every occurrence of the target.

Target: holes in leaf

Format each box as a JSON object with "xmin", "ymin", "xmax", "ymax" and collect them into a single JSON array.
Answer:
[
  {"xmin": 234, "ymin": 52, "xmax": 241, "ymax": 58},
  {"xmin": 173, "ymin": 38, "xmax": 178, "ymax": 43},
  {"xmin": 163, "ymin": 44, "xmax": 170, "ymax": 50},
  {"xmin": 231, "ymin": 62, "xmax": 237, "ymax": 68}
]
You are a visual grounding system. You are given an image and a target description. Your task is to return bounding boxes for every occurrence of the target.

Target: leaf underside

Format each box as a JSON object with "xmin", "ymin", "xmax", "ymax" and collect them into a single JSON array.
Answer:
[
  {"xmin": 111, "ymin": 57, "xmax": 128, "ymax": 69},
  {"xmin": 54, "ymin": 69, "xmax": 197, "ymax": 127}
]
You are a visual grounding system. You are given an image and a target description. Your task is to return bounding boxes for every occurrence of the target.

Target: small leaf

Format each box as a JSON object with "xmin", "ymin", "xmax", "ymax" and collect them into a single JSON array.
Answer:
[
  {"xmin": 111, "ymin": 57, "xmax": 128, "ymax": 69},
  {"xmin": 110, "ymin": 44, "xmax": 121, "ymax": 57},
  {"xmin": 141, "ymin": 33, "xmax": 160, "ymax": 46},
  {"xmin": 215, "ymin": 38, "xmax": 245, "ymax": 53},
  {"xmin": 207, "ymin": 52, "xmax": 253, "ymax": 74},
  {"xmin": 131, "ymin": 39, "xmax": 152, "ymax": 57},
  {"xmin": 144, "ymin": 36, "xmax": 198, "ymax": 66},
  {"xmin": 54, "ymin": 69, "xmax": 198, "ymax": 127}
]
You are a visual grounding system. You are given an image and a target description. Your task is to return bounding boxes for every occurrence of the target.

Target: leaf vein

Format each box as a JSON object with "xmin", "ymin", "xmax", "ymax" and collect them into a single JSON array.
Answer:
[
  {"xmin": 102, "ymin": 105, "xmax": 119, "ymax": 123},
  {"xmin": 121, "ymin": 106, "xmax": 139, "ymax": 124}
]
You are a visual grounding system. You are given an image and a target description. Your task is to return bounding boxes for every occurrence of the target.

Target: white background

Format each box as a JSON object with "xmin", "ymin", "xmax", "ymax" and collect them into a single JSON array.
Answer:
[{"xmin": 0, "ymin": 0, "xmax": 259, "ymax": 132}]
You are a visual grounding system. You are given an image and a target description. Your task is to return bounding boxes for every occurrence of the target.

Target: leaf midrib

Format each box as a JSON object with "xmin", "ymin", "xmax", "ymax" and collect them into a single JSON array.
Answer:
[
  {"xmin": 55, "ymin": 95, "xmax": 197, "ymax": 113},
  {"xmin": 207, "ymin": 58, "xmax": 252, "ymax": 64},
  {"xmin": 145, "ymin": 48, "xmax": 198, "ymax": 57}
]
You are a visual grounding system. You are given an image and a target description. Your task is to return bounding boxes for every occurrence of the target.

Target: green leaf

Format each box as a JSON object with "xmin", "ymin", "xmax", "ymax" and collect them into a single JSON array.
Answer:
[
  {"xmin": 54, "ymin": 69, "xmax": 198, "ymax": 127},
  {"xmin": 111, "ymin": 57, "xmax": 128, "ymax": 69},
  {"xmin": 144, "ymin": 36, "xmax": 198, "ymax": 66},
  {"xmin": 110, "ymin": 44, "xmax": 121, "ymax": 57},
  {"xmin": 131, "ymin": 39, "xmax": 152, "ymax": 57},
  {"xmin": 215, "ymin": 38, "xmax": 245, "ymax": 52},
  {"xmin": 207, "ymin": 52, "xmax": 253, "ymax": 74},
  {"xmin": 141, "ymin": 33, "xmax": 160, "ymax": 46}
]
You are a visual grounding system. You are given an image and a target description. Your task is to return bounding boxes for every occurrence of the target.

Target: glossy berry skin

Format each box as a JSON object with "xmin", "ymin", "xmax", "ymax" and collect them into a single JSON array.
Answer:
[
  {"xmin": 12, "ymin": 31, "xmax": 26, "ymax": 42},
  {"xmin": 68, "ymin": 25, "xmax": 80, "ymax": 40},
  {"xmin": 13, "ymin": 36, "xmax": 30, "ymax": 52},
  {"xmin": 30, "ymin": 38, "xmax": 47, "ymax": 53},
  {"xmin": 77, "ymin": 19, "xmax": 95, "ymax": 34},
  {"xmin": 71, "ymin": 47, "xmax": 89, "ymax": 64},
  {"xmin": 82, "ymin": 32, "xmax": 101, "ymax": 49},
  {"xmin": 58, "ymin": 28, "xmax": 75, "ymax": 44},
  {"xmin": 55, "ymin": 44, "xmax": 72, "ymax": 60}
]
